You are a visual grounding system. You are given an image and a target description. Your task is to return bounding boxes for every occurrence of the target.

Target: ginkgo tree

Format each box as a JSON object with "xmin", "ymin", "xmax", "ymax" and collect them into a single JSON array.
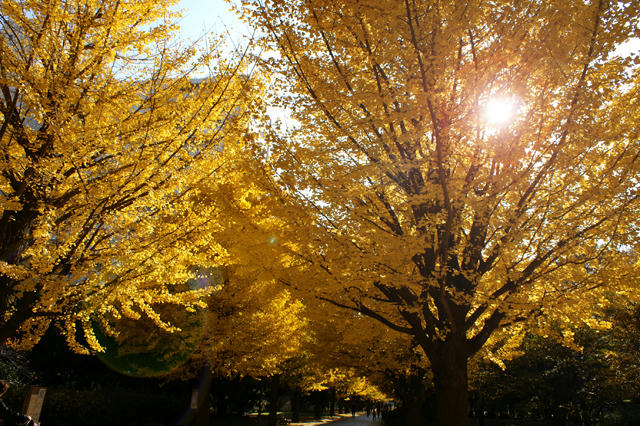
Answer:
[
  {"xmin": 305, "ymin": 303, "xmax": 423, "ymax": 421},
  {"xmin": 241, "ymin": 0, "xmax": 640, "ymax": 424},
  {"xmin": 0, "ymin": 0, "xmax": 262, "ymax": 349}
]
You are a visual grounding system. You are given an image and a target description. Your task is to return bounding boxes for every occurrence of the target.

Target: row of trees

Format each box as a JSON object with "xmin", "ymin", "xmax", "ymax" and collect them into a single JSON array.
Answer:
[
  {"xmin": 2, "ymin": 0, "xmax": 640, "ymax": 425},
  {"xmin": 6, "ymin": 295, "xmax": 640, "ymax": 425},
  {"xmin": 241, "ymin": 0, "xmax": 640, "ymax": 424}
]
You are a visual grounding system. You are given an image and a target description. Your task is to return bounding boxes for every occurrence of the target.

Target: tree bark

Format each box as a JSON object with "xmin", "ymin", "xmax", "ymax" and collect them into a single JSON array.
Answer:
[
  {"xmin": 313, "ymin": 392, "xmax": 322, "ymax": 419},
  {"xmin": 329, "ymin": 388, "xmax": 336, "ymax": 416},
  {"xmin": 0, "ymin": 192, "xmax": 40, "ymax": 345},
  {"xmin": 268, "ymin": 375, "xmax": 279, "ymax": 426},
  {"xmin": 195, "ymin": 370, "xmax": 212, "ymax": 426},
  {"xmin": 430, "ymin": 340, "xmax": 470, "ymax": 426},
  {"xmin": 291, "ymin": 387, "xmax": 301, "ymax": 423},
  {"xmin": 405, "ymin": 373, "xmax": 426, "ymax": 426}
]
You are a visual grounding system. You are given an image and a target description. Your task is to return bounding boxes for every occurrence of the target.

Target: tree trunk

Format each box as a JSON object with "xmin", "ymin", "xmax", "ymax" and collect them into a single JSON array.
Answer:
[
  {"xmin": 217, "ymin": 392, "xmax": 227, "ymax": 417},
  {"xmin": 0, "ymin": 197, "xmax": 40, "ymax": 345},
  {"xmin": 406, "ymin": 374, "xmax": 426, "ymax": 426},
  {"xmin": 195, "ymin": 371, "xmax": 212, "ymax": 426},
  {"xmin": 329, "ymin": 388, "xmax": 336, "ymax": 416},
  {"xmin": 313, "ymin": 392, "xmax": 322, "ymax": 419},
  {"xmin": 292, "ymin": 387, "xmax": 301, "ymax": 423},
  {"xmin": 268, "ymin": 376, "xmax": 279, "ymax": 426},
  {"xmin": 430, "ymin": 340, "xmax": 470, "ymax": 426}
]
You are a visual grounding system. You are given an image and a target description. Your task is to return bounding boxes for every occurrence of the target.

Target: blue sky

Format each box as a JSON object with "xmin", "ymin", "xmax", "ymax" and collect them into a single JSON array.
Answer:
[
  {"xmin": 173, "ymin": 0, "xmax": 249, "ymax": 45},
  {"xmin": 173, "ymin": 1, "xmax": 638, "ymax": 58}
]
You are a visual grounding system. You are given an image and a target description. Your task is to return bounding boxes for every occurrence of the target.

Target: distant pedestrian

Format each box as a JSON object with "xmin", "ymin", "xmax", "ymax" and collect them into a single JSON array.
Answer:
[{"xmin": 0, "ymin": 380, "xmax": 34, "ymax": 426}]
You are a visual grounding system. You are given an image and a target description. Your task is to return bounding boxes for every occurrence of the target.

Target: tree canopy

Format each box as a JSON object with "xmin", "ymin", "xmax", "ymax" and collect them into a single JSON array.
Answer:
[
  {"xmin": 3, "ymin": 1, "xmax": 640, "ymax": 424},
  {"xmin": 242, "ymin": 0, "xmax": 640, "ymax": 424},
  {"xmin": 0, "ymin": 0, "xmax": 261, "ymax": 350}
]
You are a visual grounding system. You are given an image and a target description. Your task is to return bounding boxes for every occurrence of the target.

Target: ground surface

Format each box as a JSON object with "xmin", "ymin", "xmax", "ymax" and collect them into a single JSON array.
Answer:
[{"xmin": 291, "ymin": 414, "xmax": 384, "ymax": 425}]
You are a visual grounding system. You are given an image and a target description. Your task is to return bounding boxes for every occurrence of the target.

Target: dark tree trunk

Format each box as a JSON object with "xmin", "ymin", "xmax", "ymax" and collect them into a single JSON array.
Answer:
[
  {"xmin": 0, "ymin": 290, "xmax": 38, "ymax": 344},
  {"xmin": 406, "ymin": 373, "xmax": 426, "ymax": 426},
  {"xmin": 268, "ymin": 376, "xmax": 279, "ymax": 426},
  {"xmin": 0, "ymin": 194, "xmax": 40, "ymax": 345},
  {"xmin": 329, "ymin": 388, "xmax": 336, "ymax": 416},
  {"xmin": 430, "ymin": 340, "xmax": 470, "ymax": 426},
  {"xmin": 313, "ymin": 392, "xmax": 322, "ymax": 419},
  {"xmin": 195, "ymin": 370, "xmax": 212, "ymax": 426},
  {"xmin": 292, "ymin": 387, "xmax": 301, "ymax": 423}
]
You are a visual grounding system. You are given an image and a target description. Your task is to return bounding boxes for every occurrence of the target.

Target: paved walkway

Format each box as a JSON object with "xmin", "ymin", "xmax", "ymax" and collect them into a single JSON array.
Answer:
[{"xmin": 291, "ymin": 414, "xmax": 384, "ymax": 426}]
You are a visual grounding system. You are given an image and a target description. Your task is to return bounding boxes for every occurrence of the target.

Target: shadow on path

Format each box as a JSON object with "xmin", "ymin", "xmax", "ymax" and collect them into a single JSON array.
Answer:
[{"xmin": 291, "ymin": 414, "xmax": 384, "ymax": 426}]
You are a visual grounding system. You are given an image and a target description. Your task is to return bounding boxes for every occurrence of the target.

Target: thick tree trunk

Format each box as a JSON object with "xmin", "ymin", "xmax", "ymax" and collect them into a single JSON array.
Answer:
[
  {"xmin": 0, "ymin": 290, "xmax": 38, "ymax": 344},
  {"xmin": 430, "ymin": 341, "xmax": 470, "ymax": 426},
  {"xmin": 405, "ymin": 373, "xmax": 426, "ymax": 426},
  {"xmin": 0, "ymin": 196, "xmax": 40, "ymax": 345}
]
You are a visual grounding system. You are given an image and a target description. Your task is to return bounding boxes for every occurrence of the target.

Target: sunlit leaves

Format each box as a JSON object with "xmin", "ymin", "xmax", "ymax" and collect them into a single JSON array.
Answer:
[
  {"xmin": 242, "ymin": 0, "xmax": 640, "ymax": 412},
  {"xmin": 0, "ymin": 0, "xmax": 262, "ymax": 349}
]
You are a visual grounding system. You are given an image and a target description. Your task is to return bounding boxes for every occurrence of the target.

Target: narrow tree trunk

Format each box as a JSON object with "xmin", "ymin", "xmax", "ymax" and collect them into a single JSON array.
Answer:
[
  {"xmin": 217, "ymin": 392, "xmax": 228, "ymax": 417},
  {"xmin": 313, "ymin": 392, "xmax": 322, "ymax": 419},
  {"xmin": 329, "ymin": 388, "xmax": 336, "ymax": 416},
  {"xmin": 268, "ymin": 376, "xmax": 279, "ymax": 426},
  {"xmin": 292, "ymin": 387, "xmax": 301, "ymax": 423},
  {"xmin": 195, "ymin": 370, "xmax": 212, "ymax": 426},
  {"xmin": 430, "ymin": 341, "xmax": 470, "ymax": 426}
]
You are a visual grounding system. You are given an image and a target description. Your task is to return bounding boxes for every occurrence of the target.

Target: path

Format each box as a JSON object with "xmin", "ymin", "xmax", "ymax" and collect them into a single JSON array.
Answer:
[{"xmin": 291, "ymin": 414, "xmax": 384, "ymax": 426}]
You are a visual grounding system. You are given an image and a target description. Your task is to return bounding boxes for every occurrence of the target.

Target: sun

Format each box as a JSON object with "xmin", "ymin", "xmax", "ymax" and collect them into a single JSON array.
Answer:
[{"xmin": 484, "ymin": 96, "xmax": 518, "ymax": 127}]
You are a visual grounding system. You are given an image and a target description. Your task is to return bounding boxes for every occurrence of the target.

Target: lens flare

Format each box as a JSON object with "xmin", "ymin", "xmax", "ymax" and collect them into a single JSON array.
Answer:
[
  {"xmin": 484, "ymin": 96, "xmax": 518, "ymax": 127},
  {"xmin": 94, "ymin": 268, "xmax": 221, "ymax": 378},
  {"xmin": 94, "ymin": 309, "xmax": 204, "ymax": 378}
]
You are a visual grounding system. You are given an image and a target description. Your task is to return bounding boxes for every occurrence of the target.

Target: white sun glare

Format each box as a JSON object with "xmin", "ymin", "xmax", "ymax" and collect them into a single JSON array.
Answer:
[{"xmin": 484, "ymin": 96, "xmax": 518, "ymax": 127}]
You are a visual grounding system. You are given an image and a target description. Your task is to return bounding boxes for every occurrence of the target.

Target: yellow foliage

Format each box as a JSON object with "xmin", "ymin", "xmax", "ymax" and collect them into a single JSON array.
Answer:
[
  {"xmin": 205, "ymin": 282, "xmax": 308, "ymax": 377},
  {"xmin": 241, "ymin": 0, "xmax": 640, "ymax": 416},
  {"xmin": 0, "ymin": 0, "xmax": 263, "ymax": 348}
]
